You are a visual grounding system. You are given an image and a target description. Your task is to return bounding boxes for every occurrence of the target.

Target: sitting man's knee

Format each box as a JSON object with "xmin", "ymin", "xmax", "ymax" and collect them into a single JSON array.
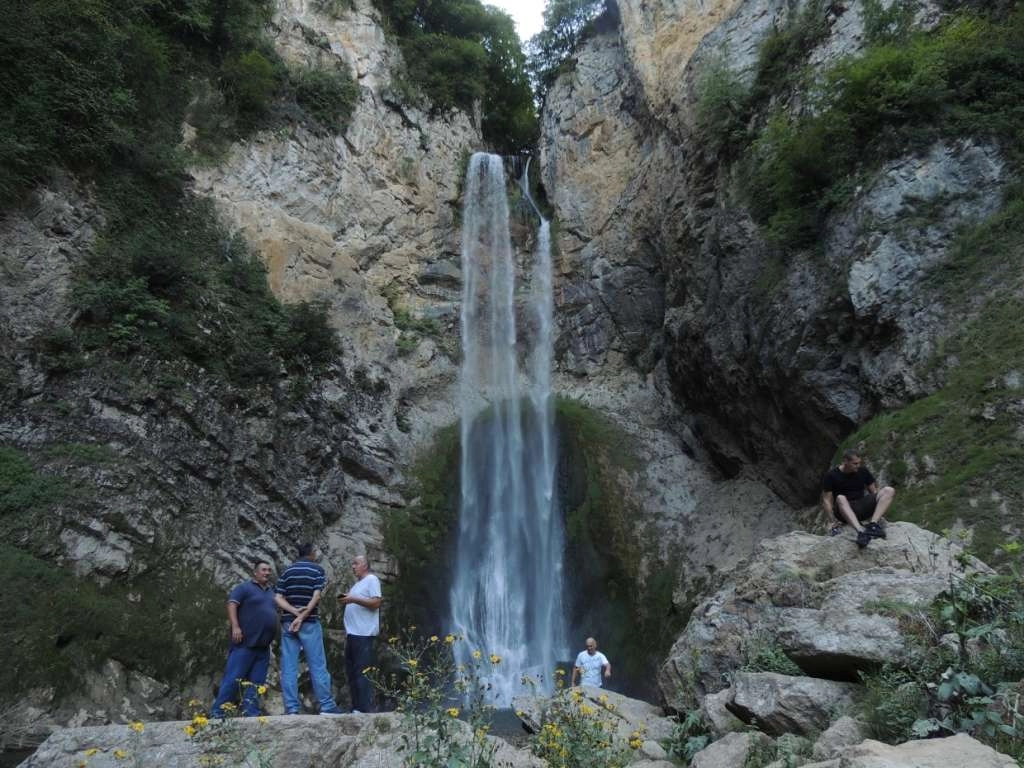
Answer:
[{"xmin": 880, "ymin": 486, "xmax": 895, "ymax": 498}]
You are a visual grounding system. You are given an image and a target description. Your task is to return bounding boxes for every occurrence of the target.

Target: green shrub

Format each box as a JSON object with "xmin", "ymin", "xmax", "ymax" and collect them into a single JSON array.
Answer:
[
  {"xmin": 0, "ymin": 448, "xmax": 66, "ymax": 518},
  {"xmin": 693, "ymin": 54, "xmax": 750, "ymax": 154},
  {"xmin": 375, "ymin": 0, "xmax": 539, "ymax": 152},
  {"xmin": 860, "ymin": 665, "xmax": 927, "ymax": 743},
  {"xmin": 0, "ymin": 543, "xmax": 225, "ymax": 701},
  {"xmin": 221, "ymin": 48, "xmax": 282, "ymax": 126},
  {"xmin": 740, "ymin": 638, "xmax": 804, "ymax": 676},
  {"xmin": 291, "ymin": 64, "xmax": 360, "ymax": 129},
  {"xmin": 527, "ymin": 0, "xmax": 610, "ymax": 95},
  {"xmin": 742, "ymin": 8, "xmax": 1024, "ymax": 249}
]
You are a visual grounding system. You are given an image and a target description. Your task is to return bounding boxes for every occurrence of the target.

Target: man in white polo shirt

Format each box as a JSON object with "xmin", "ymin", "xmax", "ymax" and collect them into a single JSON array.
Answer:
[
  {"xmin": 572, "ymin": 636, "xmax": 611, "ymax": 688},
  {"xmin": 338, "ymin": 554, "xmax": 382, "ymax": 713}
]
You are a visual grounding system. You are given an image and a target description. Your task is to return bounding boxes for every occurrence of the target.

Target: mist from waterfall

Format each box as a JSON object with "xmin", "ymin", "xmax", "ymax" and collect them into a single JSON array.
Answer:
[{"xmin": 449, "ymin": 152, "xmax": 567, "ymax": 705}]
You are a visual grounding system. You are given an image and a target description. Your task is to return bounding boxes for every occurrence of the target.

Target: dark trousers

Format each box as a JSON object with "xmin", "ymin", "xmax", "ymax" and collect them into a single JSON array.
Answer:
[
  {"xmin": 212, "ymin": 644, "xmax": 270, "ymax": 717},
  {"xmin": 344, "ymin": 634, "xmax": 375, "ymax": 713}
]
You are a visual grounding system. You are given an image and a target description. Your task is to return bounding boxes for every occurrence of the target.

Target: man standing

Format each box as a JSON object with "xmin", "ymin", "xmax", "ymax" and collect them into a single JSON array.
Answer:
[
  {"xmin": 822, "ymin": 448, "xmax": 896, "ymax": 549},
  {"xmin": 275, "ymin": 542, "xmax": 345, "ymax": 716},
  {"xmin": 339, "ymin": 554, "xmax": 382, "ymax": 713},
  {"xmin": 572, "ymin": 637, "xmax": 611, "ymax": 688},
  {"xmin": 211, "ymin": 559, "xmax": 278, "ymax": 717}
]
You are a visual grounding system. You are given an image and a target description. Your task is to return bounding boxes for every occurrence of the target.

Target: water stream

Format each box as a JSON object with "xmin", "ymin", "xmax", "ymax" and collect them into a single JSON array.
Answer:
[{"xmin": 448, "ymin": 153, "xmax": 567, "ymax": 705}]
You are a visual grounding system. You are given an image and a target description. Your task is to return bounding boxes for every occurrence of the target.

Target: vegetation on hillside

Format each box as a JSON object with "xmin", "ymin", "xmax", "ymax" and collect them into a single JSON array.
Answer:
[
  {"xmin": 857, "ymin": 553, "xmax": 1024, "ymax": 762},
  {"xmin": 694, "ymin": 1, "xmax": 1024, "ymax": 250},
  {"xmin": 527, "ymin": 0, "xmax": 615, "ymax": 98},
  {"xmin": 373, "ymin": 0, "xmax": 538, "ymax": 153},
  {"xmin": 1, "ymin": 0, "xmax": 345, "ymax": 386}
]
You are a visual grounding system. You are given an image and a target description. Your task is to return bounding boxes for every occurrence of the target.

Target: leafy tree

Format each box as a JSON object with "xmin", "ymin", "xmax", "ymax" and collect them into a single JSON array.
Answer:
[
  {"xmin": 373, "ymin": 0, "xmax": 538, "ymax": 152},
  {"xmin": 527, "ymin": 0, "xmax": 611, "ymax": 97}
]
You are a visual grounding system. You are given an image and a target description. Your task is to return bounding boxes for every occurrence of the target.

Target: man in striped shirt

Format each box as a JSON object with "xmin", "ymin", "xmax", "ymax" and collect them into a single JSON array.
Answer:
[{"xmin": 274, "ymin": 542, "xmax": 344, "ymax": 715}]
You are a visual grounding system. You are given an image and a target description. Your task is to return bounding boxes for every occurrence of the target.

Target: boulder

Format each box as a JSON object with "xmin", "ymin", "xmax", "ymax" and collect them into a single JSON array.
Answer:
[
  {"xmin": 701, "ymin": 688, "xmax": 745, "ymax": 737},
  {"xmin": 18, "ymin": 713, "xmax": 545, "ymax": 768},
  {"xmin": 658, "ymin": 524, "xmax": 986, "ymax": 709},
  {"xmin": 726, "ymin": 672, "xmax": 858, "ymax": 736},
  {"xmin": 689, "ymin": 731, "xmax": 773, "ymax": 768},
  {"xmin": 811, "ymin": 715, "xmax": 864, "ymax": 760},
  {"xmin": 834, "ymin": 733, "xmax": 1017, "ymax": 767},
  {"xmin": 513, "ymin": 687, "xmax": 676, "ymax": 745}
]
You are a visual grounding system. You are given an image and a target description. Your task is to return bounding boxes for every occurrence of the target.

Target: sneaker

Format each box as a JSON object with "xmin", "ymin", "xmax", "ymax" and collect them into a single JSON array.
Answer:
[
  {"xmin": 865, "ymin": 521, "xmax": 887, "ymax": 539},
  {"xmin": 350, "ymin": 709, "xmax": 363, "ymax": 715},
  {"xmin": 320, "ymin": 708, "xmax": 346, "ymax": 717},
  {"xmin": 829, "ymin": 523, "xmax": 843, "ymax": 537},
  {"xmin": 856, "ymin": 530, "xmax": 872, "ymax": 549}
]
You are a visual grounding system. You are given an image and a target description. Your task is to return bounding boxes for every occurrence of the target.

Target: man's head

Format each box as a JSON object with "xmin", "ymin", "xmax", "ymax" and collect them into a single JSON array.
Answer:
[
  {"xmin": 840, "ymin": 449, "xmax": 862, "ymax": 474},
  {"xmin": 252, "ymin": 559, "xmax": 273, "ymax": 586},
  {"xmin": 351, "ymin": 555, "xmax": 370, "ymax": 579},
  {"xmin": 585, "ymin": 637, "xmax": 598, "ymax": 655},
  {"xmin": 297, "ymin": 542, "xmax": 318, "ymax": 560}
]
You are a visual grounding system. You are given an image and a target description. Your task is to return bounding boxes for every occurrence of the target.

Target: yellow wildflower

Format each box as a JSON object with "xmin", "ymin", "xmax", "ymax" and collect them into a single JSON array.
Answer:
[
  {"xmin": 388, "ymin": 636, "xmax": 398, "ymax": 645},
  {"xmin": 188, "ymin": 698, "xmax": 201, "ymax": 707},
  {"xmin": 258, "ymin": 716, "xmax": 268, "ymax": 724},
  {"xmin": 444, "ymin": 634, "xmax": 455, "ymax": 644},
  {"xmin": 489, "ymin": 654, "xmax": 501, "ymax": 665},
  {"xmin": 472, "ymin": 650, "xmax": 482, "ymax": 659},
  {"xmin": 407, "ymin": 659, "xmax": 418, "ymax": 669},
  {"xmin": 183, "ymin": 725, "xmax": 196, "ymax": 737},
  {"xmin": 256, "ymin": 685, "xmax": 268, "ymax": 696},
  {"xmin": 221, "ymin": 702, "xmax": 236, "ymax": 712},
  {"xmin": 446, "ymin": 707, "xmax": 460, "ymax": 718},
  {"xmin": 192, "ymin": 715, "xmax": 209, "ymax": 728},
  {"xmin": 429, "ymin": 635, "xmax": 439, "ymax": 643},
  {"xmin": 84, "ymin": 749, "xmax": 99, "ymax": 757},
  {"xmin": 113, "ymin": 749, "xmax": 128, "ymax": 760},
  {"xmin": 129, "ymin": 721, "xmax": 144, "ymax": 733},
  {"xmin": 629, "ymin": 738, "xmax": 643, "ymax": 749}
]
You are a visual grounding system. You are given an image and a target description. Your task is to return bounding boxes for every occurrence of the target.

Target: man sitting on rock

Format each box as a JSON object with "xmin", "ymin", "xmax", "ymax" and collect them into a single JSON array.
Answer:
[{"xmin": 822, "ymin": 449, "xmax": 895, "ymax": 549}]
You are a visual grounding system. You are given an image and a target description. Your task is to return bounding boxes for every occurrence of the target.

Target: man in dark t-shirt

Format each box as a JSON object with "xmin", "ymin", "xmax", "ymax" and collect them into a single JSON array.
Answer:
[
  {"xmin": 211, "ymin": 559, "xmax": 279, "ymax": 717},
  {"xmin": 822, "ymin": 449, "xmax": 896, "ymax": 549}
]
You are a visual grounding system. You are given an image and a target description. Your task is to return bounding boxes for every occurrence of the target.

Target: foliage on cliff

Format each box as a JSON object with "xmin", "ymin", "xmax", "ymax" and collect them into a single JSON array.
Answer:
[
  {"xmin": 694, "ymin": 2, "xmax": 1024, "ymax": 251},
  {"xmin": 374, "ymin": 0, "xmax": 538, "ymax": 152},
  {"xmin": 1, "ymin": 0, "xmax": 343, "ymax": 385},
  {"xmin": 527, "ymin": 0, "xmax": 617, "ymax": 98}
]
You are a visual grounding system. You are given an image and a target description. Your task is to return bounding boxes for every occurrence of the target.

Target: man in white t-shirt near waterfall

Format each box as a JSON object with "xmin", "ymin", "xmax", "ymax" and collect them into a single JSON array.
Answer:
[
  {"xmin": 572, "ymin": 637, "xmax": 611, "ymax": 688},
  {"xmin": 338, "ymin": 554, "xmax": 382, "ymax": 713}
]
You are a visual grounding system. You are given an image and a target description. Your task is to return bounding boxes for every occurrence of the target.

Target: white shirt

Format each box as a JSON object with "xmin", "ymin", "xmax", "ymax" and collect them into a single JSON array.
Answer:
[
  {"xmin": 343, "ymin": 573, "xmax": 382, "ymax": 636},
  {"xmin": 575, "ymin": 650, "xmax": 609, "ymax": 687}
]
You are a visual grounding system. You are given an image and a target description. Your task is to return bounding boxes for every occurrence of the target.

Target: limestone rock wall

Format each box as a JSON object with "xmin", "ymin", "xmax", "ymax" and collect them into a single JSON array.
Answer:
[{"xmin": 540, "ymin": 0, "xmax": 1004, "ymax": 507}]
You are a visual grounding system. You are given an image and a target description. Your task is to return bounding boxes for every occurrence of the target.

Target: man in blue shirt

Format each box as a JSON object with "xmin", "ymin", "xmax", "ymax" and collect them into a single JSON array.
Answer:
[
  {"xmin": 275, "ymin": 542, "xmax": 344, "ymax": 716},
  {"xmin": 211, "ymin": 559, "xmax": 278, "ymax": 717}
]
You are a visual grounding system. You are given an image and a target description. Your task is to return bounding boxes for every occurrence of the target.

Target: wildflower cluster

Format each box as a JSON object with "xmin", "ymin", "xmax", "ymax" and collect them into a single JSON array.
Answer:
[
  {"xmin": 531, "ymin": 684, "xmax": 634, "ymax": 768},
  {"xmin": 368, "ymin": 628, "xmax": 500, "ymax": 768},
  {"xmin": 74, "ymin": 722, "xmax": 146, "ymax": 767}
]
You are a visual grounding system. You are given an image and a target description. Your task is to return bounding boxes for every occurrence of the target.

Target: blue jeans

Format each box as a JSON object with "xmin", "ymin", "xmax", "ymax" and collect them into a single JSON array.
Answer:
[
  {"xmin": 212, "ymin": 645, "xmax": 270, "ymax": 717},
  {"xmin": 279, "ymin": 620, "xmax": 339, "ymax": 713},
  {"xmin": 345, "ymin": 635, "xmax": 375, "ymax": 713}
]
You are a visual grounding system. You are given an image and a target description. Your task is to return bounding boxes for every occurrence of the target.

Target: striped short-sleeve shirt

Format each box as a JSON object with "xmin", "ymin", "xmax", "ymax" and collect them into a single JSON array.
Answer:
[{"xmin": 275, "ymin": 559, "xmax": 327, "ymax": 622}]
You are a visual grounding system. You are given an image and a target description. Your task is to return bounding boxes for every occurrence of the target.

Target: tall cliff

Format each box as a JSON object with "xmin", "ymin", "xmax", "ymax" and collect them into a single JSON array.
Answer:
[{"xmin": 541, "ymin": 0, "xmax": 1022, "ymax": 543}]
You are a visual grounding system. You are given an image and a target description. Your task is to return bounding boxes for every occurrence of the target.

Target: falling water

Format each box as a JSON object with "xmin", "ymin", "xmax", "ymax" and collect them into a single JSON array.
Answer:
[{"xmin": 449, "ymin": 153, "xmax": 567, "ymax": 705}]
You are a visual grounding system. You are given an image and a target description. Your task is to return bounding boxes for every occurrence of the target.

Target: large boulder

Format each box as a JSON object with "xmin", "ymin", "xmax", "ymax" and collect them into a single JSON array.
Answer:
[
  {"xmin": 833, "ymin": 733, "xmax": 1016, "ymax": 768},
  {"xmin": 18, "ymin": 713, "xmax": 544, "ymax": 768},
  {"xmin": 726, "ymin": 672, "xmax": 858, "ymax": 736},
  {"xmin": 658, "ymin": 523, "xmax": 987, "ymax": 710},
  {"xmin": 689, "ymin": 731, "xmax": 773, "ymax": 768}
]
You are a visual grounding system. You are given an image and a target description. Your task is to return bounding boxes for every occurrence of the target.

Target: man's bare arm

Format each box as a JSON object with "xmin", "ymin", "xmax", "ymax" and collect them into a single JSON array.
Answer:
[{"xmin": 227, "ymin": 601, "xmax": 242, "ymax": 644}]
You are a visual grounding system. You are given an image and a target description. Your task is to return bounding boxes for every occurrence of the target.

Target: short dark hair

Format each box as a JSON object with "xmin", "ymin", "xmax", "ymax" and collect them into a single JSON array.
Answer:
[
  {"xmin": 842, "ymin": 448, "xmax": 861, "ymax": 461},
  {"xmin": 297, "ymin": 542, "xmax": 315, "ymax": 558},
  {"xmin": 253, "ymin": 559, "xmax": 271, "ymax": 570}
]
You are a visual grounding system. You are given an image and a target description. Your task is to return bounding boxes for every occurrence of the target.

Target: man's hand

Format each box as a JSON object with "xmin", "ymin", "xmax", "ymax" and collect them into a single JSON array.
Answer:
[
  {"xmin": 288, "ymin": 616, "xmax": 303, "ymax": 634},
  {"xmin": 231, "ymin": 626, "xmax": 243, "ymax": 644},
  {"xmin": 604, "ymin": 668, "xmax": 611, "ymax": 679}
]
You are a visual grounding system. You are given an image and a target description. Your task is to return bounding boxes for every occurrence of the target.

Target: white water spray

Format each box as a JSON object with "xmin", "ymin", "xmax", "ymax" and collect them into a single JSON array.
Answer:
[{"xmin": 449, "ymin": 153, "xmax": 567, "ymax": 705}]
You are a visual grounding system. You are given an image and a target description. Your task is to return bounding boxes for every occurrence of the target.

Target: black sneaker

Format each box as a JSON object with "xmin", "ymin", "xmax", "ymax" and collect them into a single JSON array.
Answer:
[
  {"xmin": 865, "ymin": 521, "xmax": 887, "ymax": 539},
  {"xmin": 856, "ymin": 530, "xmax": 872, "ymax": 549}
]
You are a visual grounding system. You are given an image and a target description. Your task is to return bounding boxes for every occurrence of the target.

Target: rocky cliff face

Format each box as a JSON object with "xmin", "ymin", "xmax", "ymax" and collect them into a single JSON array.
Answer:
[
  {"xmin": 540, "ymin": 0, "xmax": 1012, "ymax": 506},
  {"xmin": 0, "ymin": 0, "xmax": 478, "ymax": 743}
]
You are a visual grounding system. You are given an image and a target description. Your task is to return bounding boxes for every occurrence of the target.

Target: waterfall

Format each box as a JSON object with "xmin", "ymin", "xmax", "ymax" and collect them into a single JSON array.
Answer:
[{"xmin": 449, "ymin": 153, "xmax": 567, "ymax": 705}]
